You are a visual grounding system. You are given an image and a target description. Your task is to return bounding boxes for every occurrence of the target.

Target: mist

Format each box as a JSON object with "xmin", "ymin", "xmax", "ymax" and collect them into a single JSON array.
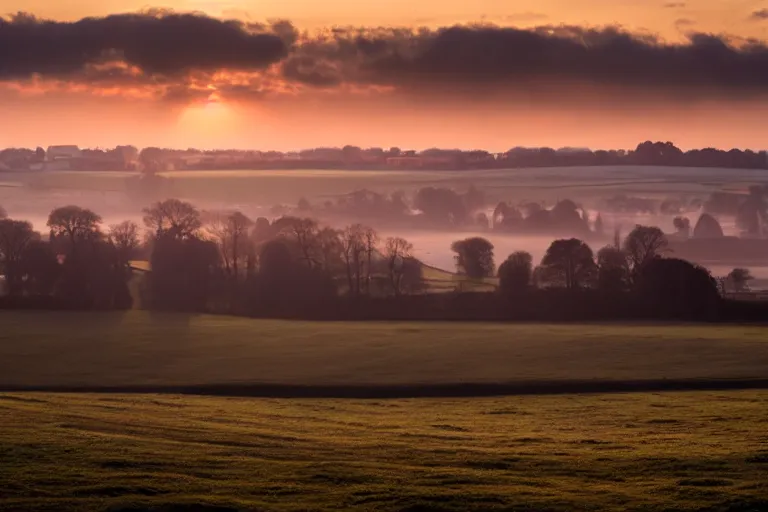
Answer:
[{"xmin": 3, "ymin": 165, "xmax": 767, "ymax": 283}]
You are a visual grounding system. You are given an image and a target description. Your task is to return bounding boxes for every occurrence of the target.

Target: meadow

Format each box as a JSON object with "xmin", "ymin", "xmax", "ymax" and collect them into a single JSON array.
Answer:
[
  {"xmin": 5, "ymin": 165, "xmax": 768, "ymax": 206},
  {"xmin": 1, "ymin": 311, "xmax": 767, "ymax": 392},
  {"xmin": 1, "ymin": 391, "xmax": 767, "ymax": 511}
]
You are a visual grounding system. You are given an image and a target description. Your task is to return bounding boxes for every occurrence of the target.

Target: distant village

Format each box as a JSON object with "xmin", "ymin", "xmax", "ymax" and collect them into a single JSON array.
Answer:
[
  {"xmin": 1, "ymin": 142, "xmax": 767, "ymax": 172},
  {"xmin": 0, "ymin": 145, "xmax": 584, "ymax": 172}
]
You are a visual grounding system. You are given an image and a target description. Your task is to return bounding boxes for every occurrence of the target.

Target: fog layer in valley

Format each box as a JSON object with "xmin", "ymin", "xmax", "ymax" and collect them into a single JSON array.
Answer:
[{"xmin": 2, "ymin": 166, "xmax": 767, "ymax": 282}]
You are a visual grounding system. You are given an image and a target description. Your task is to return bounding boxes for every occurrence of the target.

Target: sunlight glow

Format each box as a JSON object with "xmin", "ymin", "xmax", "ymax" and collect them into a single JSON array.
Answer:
[{"xmin": 178, "ymin": 94, "xmax": 234, "ymax": 131}]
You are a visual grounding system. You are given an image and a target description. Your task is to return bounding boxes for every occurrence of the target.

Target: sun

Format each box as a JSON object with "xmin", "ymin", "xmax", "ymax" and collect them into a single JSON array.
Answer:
[{"xmin": 177, "ymin": 93, "xmax": 235, "ymax": 135}]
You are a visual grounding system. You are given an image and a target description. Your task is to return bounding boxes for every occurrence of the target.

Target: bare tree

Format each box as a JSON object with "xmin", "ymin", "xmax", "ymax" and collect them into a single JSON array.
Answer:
[
  {"xmin": 47, "ymin": 205, "xmax": 102, "ymax": 256},
  {"xmin": 316, "ymin": 227, "xmax": 343, "ymax": 273},
  {"xmin": 363, "ymin": 226, "xmax": 379, "ymax": 295},
  {"xmin": 142, "ymin": 199, "xmax": 201, "ymax": 240},
  {"xmin": 623, "ymin": 225, "xmax": 668, "ymax": 279},
  {"xmin": 385, "ymin": 237, "xmax": 413, "ymax": 296},
  {"xmin": 274, "ymin": 216, "xmax": 319, "ymax": 268},
  {"xmin": 206, "ymin": 211, "xmax": 253, "ymax": 280},
  {"xmin": 108, "ymin": 221, "xmax": 140, "ymax": 268},
  {"xmin": 340, "ymin": 224, "xmax": 366, "ymax": 296}
]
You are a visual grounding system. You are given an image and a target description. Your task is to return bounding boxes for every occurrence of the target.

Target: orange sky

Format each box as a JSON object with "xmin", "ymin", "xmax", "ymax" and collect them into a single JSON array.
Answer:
[
  {"xmin": 2, "ymin": 1, "xmax": 767, "ymax": 150},
  {"xmin": 14, "ymin": 0, "xmax": 768, "ymax": 39}
]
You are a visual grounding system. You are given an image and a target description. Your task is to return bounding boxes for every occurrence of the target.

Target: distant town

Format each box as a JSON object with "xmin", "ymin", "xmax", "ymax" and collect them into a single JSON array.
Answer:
[{"xmin": 1, "ymin": 142, "xmax": 767, "ymax": 173}]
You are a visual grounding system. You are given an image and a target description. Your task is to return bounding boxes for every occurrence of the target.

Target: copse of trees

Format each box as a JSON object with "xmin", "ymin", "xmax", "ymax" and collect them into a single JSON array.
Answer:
[
  {"xmin": 1, "ymin": 201, "xmax": 765, "ymax": 322},
  {"xmin": 0, "ymin": 206, "xmax": 133, "ymax": 309},
  {"xmin": 491, "ymin": 226, "xmax": 731, "ymax": 320}
]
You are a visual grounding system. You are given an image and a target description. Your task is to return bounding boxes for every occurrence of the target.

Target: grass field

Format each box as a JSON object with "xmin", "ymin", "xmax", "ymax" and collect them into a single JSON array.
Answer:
[
  {"xmin": 1, "ymin": 391, "xmax": 767, "ymax": 511},
  {"xmin": 1, "ymin": 311, "xmax": 767, "ymax": 391},
  {"xmin": 7, "ymin": 166, "xmax": 768, "ymax": 204}
]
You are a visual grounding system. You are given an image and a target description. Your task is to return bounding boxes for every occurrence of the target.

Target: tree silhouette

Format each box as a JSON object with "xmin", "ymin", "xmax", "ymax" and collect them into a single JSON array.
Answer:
[
  {"xmin": 451, "ymin": 237, "xmax": 495, "ymax": 279},
  {"xmin": 0, "ymin": 219, "xmax": 39, "ymax": 296},
  {"xmin": 596, "ymin": 245, "xmax": 629, "ymax": 293},
  {"xmin": 623, "ymin": 225, "xmax": 668, "ymax": 278},
  {"xmin": 693, "ymin": 213, "xmax": 724, "ymax": 238},
  {"xmin": 340, "ymin": 224, "xmax": 367, "ymax": 296},
  {"xmin": 540, "ymin": 239, "xmax": 596, "ymax": 289},
  {"xmin": 142, "ymin": 199, "xmax": 201, "ymax": 240},
  {"xmin": 593, "ymin": 213, "xmax": 605, "ymax": 236},
  {"xmin": 673, "ymin": 216, "xmax": 691, "ymax": 238},
  {"xmin": 206, "ymin": 211, "xmax": 253, "ymax": 280},
  {"xmin": 273, "ymin": 216, "xmax": 319, "ymax": 268},
  {"xmin": 727, "ymin": 268, "xmax": 754, "ymax": 293},
  {"xmin": 498, "ymin": 251, "xmax": 533, "ymax": 295},
  {"xmin": 385, "ymin": 237, "xmax": 414, "ymax": 296},
  {"xmin": 108, "ymin": 221, "xmax": 140, "ymax": 268},
  {"xmin": 47, "ymin": 205, "xmax": 102, "ymax": 256},
  {"xmin": 638, "ymin": 258, "xmax": 720, "ymax": 319},
  {"xmin": 736, "ymin": 186, "xmax": 767, "ymax": 236}
]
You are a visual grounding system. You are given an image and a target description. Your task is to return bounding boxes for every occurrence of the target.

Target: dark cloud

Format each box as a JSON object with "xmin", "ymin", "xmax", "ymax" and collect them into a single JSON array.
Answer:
[
  {"xmin": 3, "ymin": 14, "xmax": 768, "ymax": 102},
  {"xmin": 751, "ymin": 9, "xmax": 768, "ymax": 20},
  {"xmin": 664, "ymin": 2, "xmax": 686, "ymax": 8},
  {"xmin": 0, "ymin": 11, "xmax": 289, "ymax": 79},
  {"xmin": 284, "ymin": 25, "xmax": 768, "ymax": 98}
]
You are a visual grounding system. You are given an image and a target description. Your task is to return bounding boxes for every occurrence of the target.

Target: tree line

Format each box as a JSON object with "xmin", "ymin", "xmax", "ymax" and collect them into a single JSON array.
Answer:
[
  {"xmin": 3, "ymin": 141, "xmax": 767, "ymax": 172},
  {"xmin": 0, "ymin": 200, "xmax": 763, "ymax": 321}
]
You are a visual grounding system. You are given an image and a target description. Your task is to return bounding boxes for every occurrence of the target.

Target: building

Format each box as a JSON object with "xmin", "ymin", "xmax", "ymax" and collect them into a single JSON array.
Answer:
[{"xmin": 46, "ymin": 145, "xmax": 81, "ymax": 161}]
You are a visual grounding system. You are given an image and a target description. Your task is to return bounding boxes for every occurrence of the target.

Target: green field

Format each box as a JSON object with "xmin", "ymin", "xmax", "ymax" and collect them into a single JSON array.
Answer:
[
  {"xmin": 1, "ymin": 311, "xmax": 767, "ymax": 390},
  {"xmin": 1, "ymin": 391, "xmax": 767, "ymax": 511}
]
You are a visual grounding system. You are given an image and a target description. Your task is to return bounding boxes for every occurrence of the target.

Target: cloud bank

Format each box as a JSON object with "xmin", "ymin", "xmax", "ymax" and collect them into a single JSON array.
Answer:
[{"xmin": 2, "ymin": 10, "xmax": 768, "ymax": 103}]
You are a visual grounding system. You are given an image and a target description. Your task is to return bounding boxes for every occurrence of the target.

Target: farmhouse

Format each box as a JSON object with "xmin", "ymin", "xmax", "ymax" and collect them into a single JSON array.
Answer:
[{"xmin": 46, "ymin": 145, "xmax": 82, "ymax": 161}]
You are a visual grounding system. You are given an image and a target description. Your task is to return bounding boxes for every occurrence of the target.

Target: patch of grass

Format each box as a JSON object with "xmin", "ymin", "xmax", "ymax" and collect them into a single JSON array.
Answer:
[
  {"xmin": 1, "ymin": 311, "xmax": 768, "ymax": 389},
  {"xmin": 1, "ymin": 391, "xmax": 767, "ymax": 511}
]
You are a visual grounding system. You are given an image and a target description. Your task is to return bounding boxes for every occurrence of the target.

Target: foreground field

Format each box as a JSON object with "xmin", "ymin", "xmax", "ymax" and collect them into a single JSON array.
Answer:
[
  {"xmin": 1, "ymin": 311, "xmax": 767, "ymax": 392},
  {"xmin": 1, "ymin": 391, "xmax": 767, "ymax": 511}
]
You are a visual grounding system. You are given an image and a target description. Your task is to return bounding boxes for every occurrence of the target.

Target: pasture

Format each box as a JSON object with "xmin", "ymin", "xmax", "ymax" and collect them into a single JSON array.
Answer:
[
  {"xmin": 1, "ymin": 311, "xmax": 767, "ymax": 391},
  {"xmin": 1, "ymin": 391, "xmax": 767, "ymax": 511},
  {"xmin": 7, "ymin": 166, "xmax": 768, "ymax": 204}
]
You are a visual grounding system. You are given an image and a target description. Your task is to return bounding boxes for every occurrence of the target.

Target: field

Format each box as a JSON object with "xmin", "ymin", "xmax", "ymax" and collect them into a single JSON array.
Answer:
[
  {"xmin": 7, "ymin": 166, "xmax": 768, "ymax": 205},
  {"xmin": 1, "ymin": 311, "xmax": 768, "ymax": 392},
  {"xmin": 2, "ymin": 391, "xmax": 768, "ymax": 511},
  {"xmin": 2, "ymin": 311, "xmax": 768, "ymax": 511}
]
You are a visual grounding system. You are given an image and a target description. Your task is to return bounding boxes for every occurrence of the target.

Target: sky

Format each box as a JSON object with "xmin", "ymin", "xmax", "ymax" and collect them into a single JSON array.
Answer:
[{"xmin": 2, "ymin": 0, "xmax": 768, "ymax": 150}]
